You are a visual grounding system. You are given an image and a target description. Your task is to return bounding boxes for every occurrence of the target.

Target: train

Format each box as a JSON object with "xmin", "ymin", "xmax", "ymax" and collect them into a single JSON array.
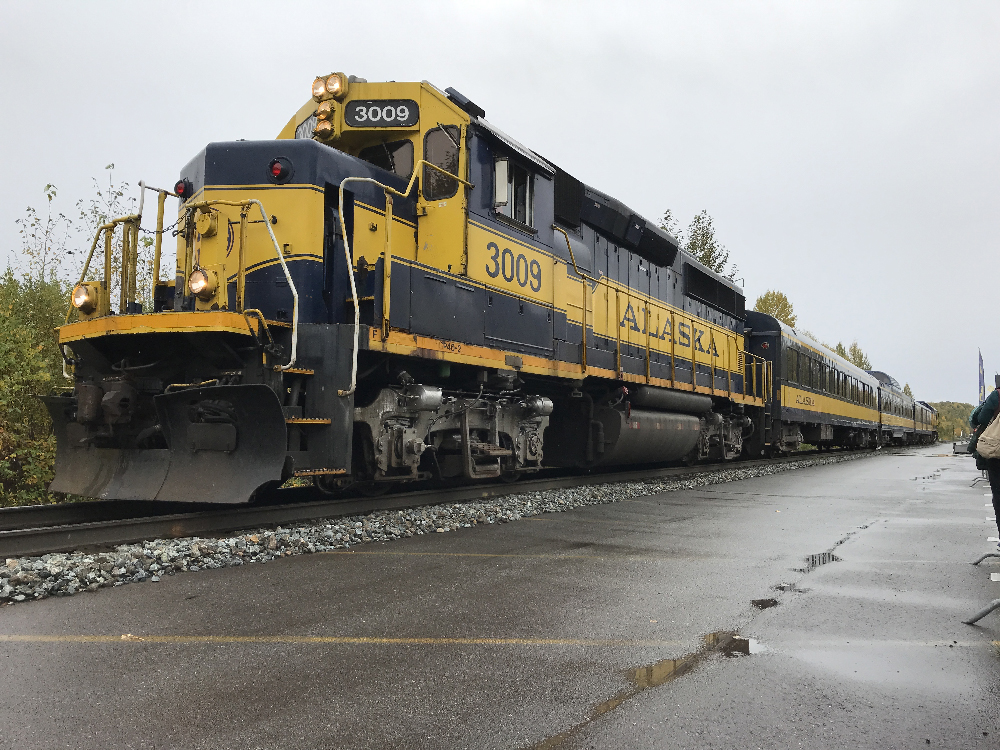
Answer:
[
  {"xmin": 744, "ymin": 313, "xmax": 937, "ymax": 454},
  {"xmin": 44, "ymin": 73, "xmax": 936, "ymax": 504}
]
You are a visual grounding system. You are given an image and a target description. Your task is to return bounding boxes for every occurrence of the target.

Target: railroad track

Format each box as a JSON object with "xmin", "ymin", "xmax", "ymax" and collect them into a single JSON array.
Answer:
[{"xmin": 0, "ymin": 448, "xmax": 879, "ymax": 559}]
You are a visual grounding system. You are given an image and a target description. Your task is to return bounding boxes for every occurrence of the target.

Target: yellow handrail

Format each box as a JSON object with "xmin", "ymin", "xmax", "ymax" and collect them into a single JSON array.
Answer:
[
  {"xmin": 65, "ymin": 215, "xmax": 139, "ymax": 324},
  {"xmin": 554, "ymin": 224, "xmax": 770, "ymax": 404}
]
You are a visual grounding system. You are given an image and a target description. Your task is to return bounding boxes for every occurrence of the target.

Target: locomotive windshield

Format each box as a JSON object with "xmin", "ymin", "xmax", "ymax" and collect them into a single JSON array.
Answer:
[{"xmin": 358, "ymin": 139, "xmax": 414, "ymax": 179}]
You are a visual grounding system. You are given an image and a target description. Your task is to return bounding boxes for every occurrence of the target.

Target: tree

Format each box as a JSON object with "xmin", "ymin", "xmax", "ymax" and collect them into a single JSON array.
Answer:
[
  {"xmin": 0, "ymin": 270, "xmax": 70, "ymax": 506},
  {"xmin": 903, "ymin": 383, "xmax": 913, "ymax": 397},
  {"xmin": 835, "ymin": 342, "xmax": 848, "ymax": 359},
  {"xmin": 659, "ymin": 209, "xmax": 738, "ymax": 280},
  {"xmin": 753, "ymin": 290, "xmax": 797, "ymax": 327},
  {"xmin": 685, "ymin": 210, "xmax": 737, "ymax": 279},
  {"xmin": 847, "ymin": 341, "xmax": 872, "ymax": 370},
  {"xmin": 927, "ymin": 401, "xmax": 976, "ymax": 440},
  {"xmin": 659, "ymin": 209, "xmax": 682, "ymax": 241},
  {"xmin": 15, "ymin": 184, "xmax": 74, "ymax": 281},
  {"xmin": 0, "ymin": 172, "xmax": 154, "ymax": 506}
]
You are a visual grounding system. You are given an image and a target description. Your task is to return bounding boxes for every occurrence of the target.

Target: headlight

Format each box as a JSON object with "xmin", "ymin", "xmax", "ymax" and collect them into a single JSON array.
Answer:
[
  {"xmin": 325, "ymin": 73, "xmax": 345, "ymax": 97},
  {"xmin": 71, "ymin": 284, "xmax": 96, "ymax": 314},
  {"xmin": 311, "ymin": 77, "xmax": 327, "ymax": 100},
  {"xmin": 314, "ymin": 120, "xmax": 334, "ymax": 139},
  {"xmin": 188, "ymin": 269, "xmax": 217, "ymax": 301},
  {"xmin": 312, "ymin": 73, "xmax": 348, "ymax": 102},
  {"xmin": 316, "ymin": 100, "xmax": 334, "ymax": 121}
]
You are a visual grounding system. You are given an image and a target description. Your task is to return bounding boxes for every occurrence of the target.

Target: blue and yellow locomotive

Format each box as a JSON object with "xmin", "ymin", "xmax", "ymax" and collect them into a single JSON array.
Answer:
[{"xmin": 47, "ymin": 73, "xmax": 774, "ymax": 503}]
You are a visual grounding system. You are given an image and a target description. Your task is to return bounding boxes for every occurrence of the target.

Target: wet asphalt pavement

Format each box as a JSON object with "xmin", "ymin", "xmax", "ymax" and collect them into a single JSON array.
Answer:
[{"xmin": 1, "ymin": 445, "xmax": 998, "ymax": 749}]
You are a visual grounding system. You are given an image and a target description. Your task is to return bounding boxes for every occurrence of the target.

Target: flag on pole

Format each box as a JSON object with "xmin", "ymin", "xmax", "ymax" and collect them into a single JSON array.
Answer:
[{"xmin": 979, "ymin": 349, "xmax": 985, "ymax": 403}]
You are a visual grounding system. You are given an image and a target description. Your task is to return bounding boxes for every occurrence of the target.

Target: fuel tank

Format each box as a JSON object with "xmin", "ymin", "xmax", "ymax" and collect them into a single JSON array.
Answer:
[
  {"xmin": 628, "ymin": 386, "xmax": 712, "ymax": 415},
  {"xmin": 594, "ymin": 407, "xmax": 701, "ymax": 466},
  {"xmin": 544, "ymin": 400, "xmax": 702, "ymax": 468}
]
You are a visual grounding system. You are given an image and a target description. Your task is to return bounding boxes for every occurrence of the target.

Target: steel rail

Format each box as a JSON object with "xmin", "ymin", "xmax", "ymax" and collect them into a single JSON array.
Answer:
[{"xmin": 0, "ymin": 448, "xmax": 882, "ymax": 559}]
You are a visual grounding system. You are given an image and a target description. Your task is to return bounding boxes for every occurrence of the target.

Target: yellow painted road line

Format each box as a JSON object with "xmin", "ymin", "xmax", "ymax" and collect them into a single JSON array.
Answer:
[
  {"xmin": 1, "ymin": 635, "xmax": 996, "ymax": 648},
  {"xmin": 319, "ymin": 550, "xmax": 688, "ymax": 561},
  {"xmin": 0, "ymin": 634, "xmax": 685, "ymax": 647}
]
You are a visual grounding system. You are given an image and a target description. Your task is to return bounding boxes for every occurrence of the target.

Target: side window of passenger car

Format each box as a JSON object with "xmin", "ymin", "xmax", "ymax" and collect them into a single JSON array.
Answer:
[{"xmin": 423, "ymin": 125, "xmax": 460, "ymax": 201}]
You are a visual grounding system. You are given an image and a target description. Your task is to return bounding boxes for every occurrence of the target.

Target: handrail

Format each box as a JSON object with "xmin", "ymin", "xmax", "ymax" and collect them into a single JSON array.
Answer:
[
  {"xmin": 180, "ymin": 198, "xmax": 298, "ymax": 371},
  {"xmin": 553, "ymin": 225, "xmax": 610, "ymax": 290},
  {"xmin": 137, "ymin": 181, "xmax": 179, "ymax": 301},
  {"xmin": 65, "ymin": 180, "xmax": 177, "ymax": 325},
  {"xmin": 555, "ymin": 224, "xmax": 770, "ymax": 405},
  {"xmin": 336, "ymin": 158, "xmax": 473, "ymax": 397},
  {"xmin": 65, "ymin": 215, "xmax": 140, "ymax": 324},
  {"xmin": 243, "ymin": 309, "xmax": 275, "ymax": 352}
]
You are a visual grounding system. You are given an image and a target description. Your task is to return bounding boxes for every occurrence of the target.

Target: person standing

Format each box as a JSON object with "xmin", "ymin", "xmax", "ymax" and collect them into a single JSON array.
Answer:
[{"xmin": 970, "ymin": 380, "xmax": 1000, "ymax": 550}]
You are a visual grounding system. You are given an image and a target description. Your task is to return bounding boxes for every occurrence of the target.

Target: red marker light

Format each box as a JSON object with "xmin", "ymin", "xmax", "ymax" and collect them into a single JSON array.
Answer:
[
  {"xmin": 174, "ymin": 180, "xmax": 186, "ymax": 196},
  {"xmin": 267, "ymin": 158, "xmax": 292, "ymax": 183},
  {"xmin": 174, "ymin": 179, "xmax": 192, "ymax": 200}
]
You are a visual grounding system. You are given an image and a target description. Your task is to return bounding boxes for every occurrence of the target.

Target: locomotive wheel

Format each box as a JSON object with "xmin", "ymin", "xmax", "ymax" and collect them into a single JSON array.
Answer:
[
  {"xmin": 247, "ymin": 480, "xmax": 281, "ymax": 505},
  {"xmin": 355, "ymin": 481, "xmax": 391, "ymax": 497},
  {"xmin": 499, "ymin": 466, "xmax": 521, "ymax": 484},
  {"xmin": 315, "ymin": 475, "xmax": 351, "ymax": 496}
]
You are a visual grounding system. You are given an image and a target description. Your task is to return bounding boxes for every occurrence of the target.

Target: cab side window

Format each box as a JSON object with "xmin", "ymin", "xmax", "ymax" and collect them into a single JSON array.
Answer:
[
  {"xmin": 494, "ymin": 157, "xmax": 534, "ymax": 227},
  {"xmin": 423, "ymin": 125, "xmax": 460, "ymax": 201}
]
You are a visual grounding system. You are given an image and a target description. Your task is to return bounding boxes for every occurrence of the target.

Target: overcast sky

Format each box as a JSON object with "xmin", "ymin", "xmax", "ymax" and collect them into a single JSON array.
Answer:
[{"xmin": 1, "ymin": 1, "xmax": 997, "ymax": 403}]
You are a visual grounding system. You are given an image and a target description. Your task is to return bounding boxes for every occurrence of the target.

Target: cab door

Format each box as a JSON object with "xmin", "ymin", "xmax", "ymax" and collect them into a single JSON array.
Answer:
[
  {"xmin": 415, "ymin": 123, "xmax": 468, "ymax": 274},
  {"xmin": 410, "ymin": 123, "xmax": 487, "ymax": 344}
]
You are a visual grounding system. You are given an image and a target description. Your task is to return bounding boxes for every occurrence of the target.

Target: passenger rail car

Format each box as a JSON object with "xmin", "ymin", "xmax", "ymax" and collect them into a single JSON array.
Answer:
[
  {"xmin": 916, "ymin": 401, "xmax": 939, "ymax": 442},
  {"xmin": 47, "ymin": 74, "xmax": 771, "ymax": 503},
  {"xmin": 745, "ymin": 312, "xmax": 936, "ymax": 454},
  {"xmin": 745, "ymin": 312, "xmax": 880, "ymax": 453},
  {"xmin": 867, "ymin": 372, "xmax": 938, "ymax": 445}
]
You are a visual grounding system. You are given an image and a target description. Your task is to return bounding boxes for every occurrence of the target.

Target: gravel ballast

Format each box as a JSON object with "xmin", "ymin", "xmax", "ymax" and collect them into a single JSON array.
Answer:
[{"xmin": 1, "ymin": 452, "xmax": 875, "ymax": 606}]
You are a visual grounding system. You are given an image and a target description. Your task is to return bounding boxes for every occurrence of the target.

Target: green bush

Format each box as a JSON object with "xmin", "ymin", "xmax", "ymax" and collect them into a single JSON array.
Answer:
[
  {"xmin": 0, "ymin": 272, "xmax": 72, "ymax": 507},
  {"xmin": 1, "ymin": 175, "xmax": 142, "ymax": 507}
]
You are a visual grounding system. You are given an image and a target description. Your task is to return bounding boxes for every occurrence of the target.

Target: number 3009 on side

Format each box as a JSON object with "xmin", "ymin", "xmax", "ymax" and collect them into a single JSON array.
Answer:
[{"xmin": 485, "ymin": 242, "xmax": 542, "ymax": 292}]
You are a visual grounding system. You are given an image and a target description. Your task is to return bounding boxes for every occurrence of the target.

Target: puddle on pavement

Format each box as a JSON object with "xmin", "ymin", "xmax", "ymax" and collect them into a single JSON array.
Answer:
[
  {"xmin": 751, "ymin": 598, "xmax": 780, "ymax": 610},
  {"xmin": 531, "ymin": 631, "xmax": 761, "ymax": 749},
  {"xmin": 774, "ymin": 582, "xmax": 809, "ymax": 593},
  {"xmin": 795, "ymin": 552, "xmax": 841, "ymax": 573}
]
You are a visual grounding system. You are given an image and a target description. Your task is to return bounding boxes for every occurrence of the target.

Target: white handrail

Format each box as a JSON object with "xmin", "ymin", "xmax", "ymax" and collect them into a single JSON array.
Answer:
[
  {"xmin": 175, "ymin": 197, "xmax": 299, "ymax": 371},
  {"xmin": 335, "ymin": 161, "xmax": 472, "ymax": 397},
  {"xmin": 336, "ymin": 176, "xmax": 382, "ymax": 396},
  {"xmin": 246, "ymin": 199, "xmax": 298, "ymax": 371}
]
